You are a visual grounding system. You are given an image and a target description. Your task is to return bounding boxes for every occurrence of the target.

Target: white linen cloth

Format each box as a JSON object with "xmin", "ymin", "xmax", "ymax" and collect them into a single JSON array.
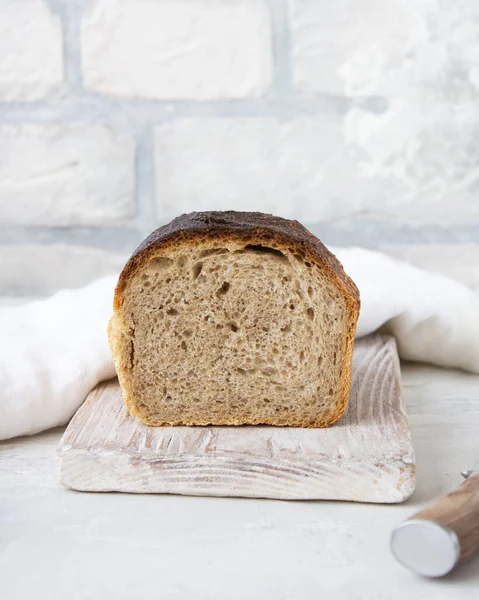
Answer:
[{"xmin": 1, "ymin": 248, "xmax": 478, "ymax": 441}]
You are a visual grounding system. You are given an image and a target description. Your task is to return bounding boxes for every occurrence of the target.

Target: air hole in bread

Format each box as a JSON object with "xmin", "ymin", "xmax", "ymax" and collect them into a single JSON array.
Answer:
[
  {"xmin": 129, "ymin": 338, "xmax": 135, "ymax": 367},
  {"xmin": 244, "ymin": 244, "xmax": 287, "ymax": 260},
  {"xmin": 199, "ymin": 248, "xmax": 229, "ymax": 258},
  {"xmin": 306, "ymin": 307, "xmax": 314, "ymax": 320},
  {"xmin": 166, "ymin": 308, "xmax": 179, "ymax": 316},
  {"xmin": 176, "ymin": 255, "xmax": 187, "ymax": 267},
  {"xmin": 216, "ymin": 281, "xmax": 230, "ymax": 297},
  {"xmin": 149, "ymin": 257, "xmax": 173, "ymax": 271},
  {"xmin": 228, "ymin": 322, "xmax": 239, "ymax": 332},
  {"xmin": 192, "ymin": 263, "xmax": 203, "ymax": 279}
]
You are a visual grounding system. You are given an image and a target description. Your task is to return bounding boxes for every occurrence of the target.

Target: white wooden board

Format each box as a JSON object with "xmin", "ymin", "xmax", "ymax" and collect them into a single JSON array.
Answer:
[{"xmin": 58, "ymin": 334, "xmax": 415, "ymax": 502}]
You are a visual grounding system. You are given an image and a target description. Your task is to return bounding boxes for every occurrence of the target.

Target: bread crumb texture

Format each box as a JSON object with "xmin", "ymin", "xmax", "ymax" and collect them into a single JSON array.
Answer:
[{"xmin": 109, "ymin": 212, "xmax": 359, "ymax": 427}]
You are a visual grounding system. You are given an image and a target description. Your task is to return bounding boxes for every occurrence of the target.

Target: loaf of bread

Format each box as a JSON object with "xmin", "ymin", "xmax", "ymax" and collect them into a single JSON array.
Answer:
[{"xmin": 109, "ymin": 211, "xmax": 360, "ymax": 427}]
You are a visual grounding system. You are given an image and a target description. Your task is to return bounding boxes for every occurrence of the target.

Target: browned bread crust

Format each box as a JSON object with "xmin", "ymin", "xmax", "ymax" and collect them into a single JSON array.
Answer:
[
  {"xmin": 110, "ymin": 211, "xmax": 360, "ymax": 427},
  {"xmin": 115, "ymin": 211, "xmax": 359, "ymax": 309}
]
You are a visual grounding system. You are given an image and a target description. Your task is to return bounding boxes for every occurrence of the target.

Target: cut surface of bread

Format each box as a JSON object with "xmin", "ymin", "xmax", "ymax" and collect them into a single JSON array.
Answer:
[{"xmin": 109, "ymin": 212, "xmax": 360, "ymax": 427}]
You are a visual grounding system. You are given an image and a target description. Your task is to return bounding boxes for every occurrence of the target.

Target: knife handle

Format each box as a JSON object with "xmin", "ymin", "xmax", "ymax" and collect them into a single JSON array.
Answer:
[{"xmin": 391, "ymin": 473, "xmax": 479, "ymax": 577}]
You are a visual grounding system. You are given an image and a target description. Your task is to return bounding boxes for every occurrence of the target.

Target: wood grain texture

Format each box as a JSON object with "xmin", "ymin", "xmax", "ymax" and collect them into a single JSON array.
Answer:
[
  {"xmin": 58, "ymin": 334, "xmax": 415, "ymax": 502},
  {"xmin": 411, "ymin": 473, "xmax": 479, "ymax": 563}
]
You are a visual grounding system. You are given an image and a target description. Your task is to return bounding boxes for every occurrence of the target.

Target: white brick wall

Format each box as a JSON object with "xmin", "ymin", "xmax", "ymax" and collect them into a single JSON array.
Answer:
[
  {"xmin": 0, "ymin": 125, "xmax": 135, "ymax": 226},
  {"xmin": 0, "ymin": 0, "xmax": 62, "ymax": 100},
  {"xmin": 291, "ymin": 0, "xmax": 426, "ymax": 94},
  {"xmin": 155, "ymin": 117, "xmax": 479, "ymax": 226},
  {"xmin": 82, "ymin": 0, "xmax": 272, "ymax": 99},
  {"xmin": 291, "ymin": 0, "xmax": 479, "ymax": 225},
  {"xmin": 292, "ymin": 0, "xmax": 479, "ymax": 97},
  {"xmin": 0, "ymin": 0, "xmax": 477, "ymax": 295},
  {"xmin": 155, "ymin": 117, "xmax": 362, "ymax": 222}
]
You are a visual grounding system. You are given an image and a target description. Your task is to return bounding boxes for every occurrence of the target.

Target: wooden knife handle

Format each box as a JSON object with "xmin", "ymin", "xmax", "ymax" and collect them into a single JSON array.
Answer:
[
  {"xmin": 391, "ymin": 474, "xmax": 479, "ymax": 577},
  {"xmin": 412, "ymin": 473, "xmax": 479, "ymax": 564}
]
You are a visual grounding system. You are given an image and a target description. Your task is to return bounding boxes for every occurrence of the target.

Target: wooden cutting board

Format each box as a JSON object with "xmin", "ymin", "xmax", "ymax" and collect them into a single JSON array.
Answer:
[{"xmin": 58, "ymin": 334, "xmax": 415, "ymax": 503}]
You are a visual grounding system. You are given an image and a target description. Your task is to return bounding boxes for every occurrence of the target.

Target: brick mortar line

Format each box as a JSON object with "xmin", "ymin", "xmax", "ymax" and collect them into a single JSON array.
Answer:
[
  {"xmin": 134, "ymin": 127, "xmax": 157, "ymax": 238},
  {"xmin": 52, "ymin": 0, "xmax": 84, "ymax": 93},
  {"xmin": 0, "ymin": 227, "xmax": 141, "ymax": 253},
  {"xmin": 267, "ymin": 0, "xmax": 293, "ymax": 97},
  {"xmin": 0, "ymin": 94, "xmax": 386, "ymax": 125}
]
